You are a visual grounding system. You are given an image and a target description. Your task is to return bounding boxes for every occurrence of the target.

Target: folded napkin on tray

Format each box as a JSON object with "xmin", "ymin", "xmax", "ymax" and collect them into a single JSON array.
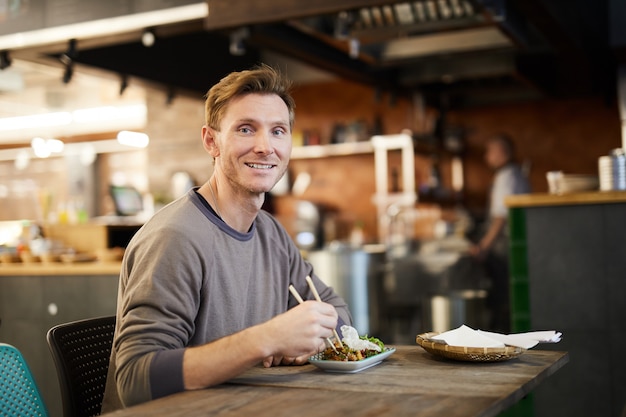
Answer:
[{"xmin": 431, "ymin": 325, "xmax": 562, "ymax": 349}]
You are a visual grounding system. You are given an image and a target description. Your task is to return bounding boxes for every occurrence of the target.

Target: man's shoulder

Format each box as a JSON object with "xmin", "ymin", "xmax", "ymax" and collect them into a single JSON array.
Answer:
[{"xmin": 497, "ymin": 163, "xmax": 530, "ymax": 192}]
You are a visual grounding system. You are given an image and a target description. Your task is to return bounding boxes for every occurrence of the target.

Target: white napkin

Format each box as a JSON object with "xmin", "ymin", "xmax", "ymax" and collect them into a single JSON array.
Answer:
[
  {"xmin": 477, "ymin": 329, "xmax": 562, "ymax": 349},
  {"xmin": 341, "ymin": 325, "xmax": 382, "ymax": 352},
  {"xmin": 432, "ymin": 325, "xmax": 505, "ymax": 348},
  {"xmin": 432, "ymin": 325, "xmax": 562, "ymax": 349}
]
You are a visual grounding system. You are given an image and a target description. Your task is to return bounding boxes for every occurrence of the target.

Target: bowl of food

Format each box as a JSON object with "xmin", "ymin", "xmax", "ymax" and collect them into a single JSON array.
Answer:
[{"xmin": 309, "ymin": 325, "xmax": 395, "ymax": 373}]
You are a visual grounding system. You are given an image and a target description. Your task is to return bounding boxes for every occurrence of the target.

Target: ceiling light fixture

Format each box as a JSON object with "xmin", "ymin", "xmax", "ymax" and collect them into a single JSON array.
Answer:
[
  {"xmin": 0, "ymin": 50, "xmax": 11, "ymax": 70},
  {"xmin": 31, "ymin": 137, "xmax": 65, "ymax": 158},
  {"xmin": 117, "ymin": 130, "xmax": 149, "ymax": 148},
  {"xmin": 229, "ymin": 27, "xmax": 249, "ymax": 56},
  {"xmin": 0, "ymin": 139, "xmax": 146, "ymax": 162},
  {"xmin": 72, "ymin": 104, "xmax": 146, "ymax": 124},
  {"xmin": 0, "ymin": 104, "xmax": 146, "ymax": 132},
  {"xmin": 0, "ymin": 112, "xmax": 73, "ymax": 131},
  {"xmin": 141, "ymin": 28, "xmax": 156, "ymax": 47}
]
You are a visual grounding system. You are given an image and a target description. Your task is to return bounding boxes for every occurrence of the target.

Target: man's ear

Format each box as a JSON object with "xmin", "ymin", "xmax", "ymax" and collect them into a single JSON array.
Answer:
[{"xmin": 202, "ymin": 125, "xmax": 220, "ymax": 157}]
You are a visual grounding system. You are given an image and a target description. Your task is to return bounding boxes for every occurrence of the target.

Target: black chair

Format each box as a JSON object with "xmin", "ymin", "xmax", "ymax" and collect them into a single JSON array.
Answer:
[{"xmin": 47, "ymin": 316, "xmax": 116, "ymax": 417}]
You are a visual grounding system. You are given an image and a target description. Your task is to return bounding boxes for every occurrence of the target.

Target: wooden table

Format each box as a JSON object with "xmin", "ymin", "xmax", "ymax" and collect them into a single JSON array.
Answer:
[{"xmin": 105, "ymin": 346, "xmax": 568, "ymax": 417}]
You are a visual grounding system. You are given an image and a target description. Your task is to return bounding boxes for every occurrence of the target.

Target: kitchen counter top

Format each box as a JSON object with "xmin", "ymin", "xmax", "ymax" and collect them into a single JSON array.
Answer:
[
  {"xmin": 0, "ymin": 261, "xmax": 122, "ymax": 276},
  {"xmin": 506, "ymin": 191, "xmax": 626, "ymax": 208}
]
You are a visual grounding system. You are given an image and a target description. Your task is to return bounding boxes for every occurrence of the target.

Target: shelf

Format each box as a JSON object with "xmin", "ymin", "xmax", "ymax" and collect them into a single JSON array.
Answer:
[{"xmin": 290, "ymin": 141, "xmax": 374, "ymax": 159}]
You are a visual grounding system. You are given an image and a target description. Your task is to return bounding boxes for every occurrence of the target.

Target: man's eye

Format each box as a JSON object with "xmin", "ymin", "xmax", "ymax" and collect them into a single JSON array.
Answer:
[{"xmin": 239, "ymin": 127, "xmax": 252, "ymax": 134}]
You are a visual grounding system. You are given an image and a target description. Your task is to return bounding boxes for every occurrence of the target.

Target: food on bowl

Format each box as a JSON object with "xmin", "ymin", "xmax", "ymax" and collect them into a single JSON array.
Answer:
[{"xmin": 320, "ymin": 325, "xmax": 386, "ymax": 361}]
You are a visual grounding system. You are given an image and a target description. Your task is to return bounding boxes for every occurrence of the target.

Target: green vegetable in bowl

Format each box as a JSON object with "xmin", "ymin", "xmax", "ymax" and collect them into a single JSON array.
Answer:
[{"xmin": 361, "ymin": 335, "xmax": 385, "ymax": 351}]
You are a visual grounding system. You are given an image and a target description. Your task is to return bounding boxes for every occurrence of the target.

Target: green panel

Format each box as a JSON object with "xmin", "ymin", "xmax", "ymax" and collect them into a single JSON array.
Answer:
[
  {"xmin": 508, "ymin": 207, "xmax": 531, "ymax": 333},
  {"xmin": 509, "ymin": 243, "xmax": 528, "ymax": 278},
  {"xmin": 508, "ymin": 207, "xmax": 527, "ymax": 241},
  {"xmin": 498, "ymin": 395, "xmax": 534, "ymax": 417},
  {"xmin": 510, "ymin": 281, "xmax": 530, "ymax": 312}
]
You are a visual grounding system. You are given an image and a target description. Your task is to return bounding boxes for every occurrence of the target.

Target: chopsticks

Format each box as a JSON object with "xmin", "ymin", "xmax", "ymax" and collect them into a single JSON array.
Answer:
[
  {"xmin": 288, "ymin": 276, "xmax": 342, "ymax": 353},
  {"xmin": 305, "ymin": 276, "xmax": 343, "ymax": 347}
]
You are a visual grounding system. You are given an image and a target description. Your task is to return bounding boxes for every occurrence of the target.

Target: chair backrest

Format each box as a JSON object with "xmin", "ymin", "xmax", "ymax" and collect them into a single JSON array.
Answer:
[
  {"xmin": 0, "ymin": 343, "xmax": 49, "ymax": 417},
  {"xmin": 46, "ymin": 316, "xmax": 116, "ymax": 417}
]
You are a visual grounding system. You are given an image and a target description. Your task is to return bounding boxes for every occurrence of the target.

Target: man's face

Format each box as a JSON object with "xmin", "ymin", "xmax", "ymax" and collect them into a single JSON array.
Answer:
[
  {"xmin": 207, "ymin": 93, "xmax": 292, "ymax": 195},
  {"xmin": 485, "ymin": 140, "xmax": 507, "ymax": 170}
]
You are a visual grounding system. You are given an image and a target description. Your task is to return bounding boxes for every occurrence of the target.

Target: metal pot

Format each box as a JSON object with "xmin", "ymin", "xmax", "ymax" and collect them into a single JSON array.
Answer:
[{"xmin": 307, "ymin": 243, "xmax": 386, "ymax": 336}]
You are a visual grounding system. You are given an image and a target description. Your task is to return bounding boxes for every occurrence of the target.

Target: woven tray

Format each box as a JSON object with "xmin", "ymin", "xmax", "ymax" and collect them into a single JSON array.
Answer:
[{"xmin": 416, "ymin": 332, "xmax": 525, "ymax": 362}]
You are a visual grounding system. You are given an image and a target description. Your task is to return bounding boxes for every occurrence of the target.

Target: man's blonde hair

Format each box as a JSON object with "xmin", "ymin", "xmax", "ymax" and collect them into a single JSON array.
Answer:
[{"xmin": 204, "ymin": 64, "xmax": 295, "ymax": 131}]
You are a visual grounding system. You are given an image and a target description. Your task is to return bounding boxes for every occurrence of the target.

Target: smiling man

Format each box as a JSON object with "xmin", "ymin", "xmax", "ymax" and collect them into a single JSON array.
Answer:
[{"xmin": 101, "ymin": 65, "xmax": 352, "ymax": 412}]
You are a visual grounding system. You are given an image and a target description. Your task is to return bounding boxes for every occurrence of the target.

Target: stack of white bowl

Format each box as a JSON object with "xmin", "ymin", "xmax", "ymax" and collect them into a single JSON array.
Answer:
[
  {"xmin": 598, "ymin": 155, "xmax": 613, "ymax": 191},
  {"xmin": 598, "ymin": 148, "xmax": 626, "ymax": 191},
  {"xmin": 611, "ymin": 148, "xmax": 626, "ymax": 190}
]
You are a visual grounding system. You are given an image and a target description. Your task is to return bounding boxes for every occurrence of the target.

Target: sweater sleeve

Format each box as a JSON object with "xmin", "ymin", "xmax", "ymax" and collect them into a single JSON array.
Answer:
[{"xmin": 114, "ymin": 223, "xmax": 204, "ymax": 407}]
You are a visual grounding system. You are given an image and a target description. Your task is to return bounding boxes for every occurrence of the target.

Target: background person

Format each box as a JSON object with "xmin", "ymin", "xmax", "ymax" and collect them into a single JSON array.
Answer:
[
  {"xmin": 469, "ymin": 133, "xmax": 530, "ymax": 333},
  {"xmin": 102, "ymin": 65, "xmax": 351, "ymax": 411}
]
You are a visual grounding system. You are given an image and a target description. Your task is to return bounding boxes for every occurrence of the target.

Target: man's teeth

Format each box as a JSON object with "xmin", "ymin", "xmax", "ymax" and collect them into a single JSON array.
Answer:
[{"xmin": 247, "ymin": 163, "xmax": 273, "ymax": 169}]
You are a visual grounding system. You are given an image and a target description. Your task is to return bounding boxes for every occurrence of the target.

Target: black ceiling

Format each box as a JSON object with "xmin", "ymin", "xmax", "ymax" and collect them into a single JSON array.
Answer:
[{"xmin": 41, "ymin": 0, "xmax": 622, "ymax": 109}]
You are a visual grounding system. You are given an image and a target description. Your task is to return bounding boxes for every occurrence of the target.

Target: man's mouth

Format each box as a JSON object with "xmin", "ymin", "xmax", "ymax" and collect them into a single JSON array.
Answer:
[{"xmin": 246, "ymin": 163, "xmax": 274, "ymax": 169}]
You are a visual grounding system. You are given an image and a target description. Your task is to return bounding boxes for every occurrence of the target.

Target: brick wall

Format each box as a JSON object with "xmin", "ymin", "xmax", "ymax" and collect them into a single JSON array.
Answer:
[{"xmin": 1, "ymin": 78, "xmax": 621, "ymax": 245}]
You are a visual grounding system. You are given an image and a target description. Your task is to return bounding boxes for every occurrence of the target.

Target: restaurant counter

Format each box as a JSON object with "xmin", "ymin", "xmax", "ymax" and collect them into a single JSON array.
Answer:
[
  {"xmin": 0, "ymin": 261, "xmax": 122, "ymax": 276},
  {"xmin": 505, "ymin": 189, "xmax": 626, "ymax": 207},
  {"xmin": 505, "ymin": 191, "xmax": 626, "ymax": 417}
]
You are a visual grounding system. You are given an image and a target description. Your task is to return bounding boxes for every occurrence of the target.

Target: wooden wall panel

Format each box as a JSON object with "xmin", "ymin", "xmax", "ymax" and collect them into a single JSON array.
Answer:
[{"xmin": 448, "ymin": 97, "xmax": 621, "ymax": 216}]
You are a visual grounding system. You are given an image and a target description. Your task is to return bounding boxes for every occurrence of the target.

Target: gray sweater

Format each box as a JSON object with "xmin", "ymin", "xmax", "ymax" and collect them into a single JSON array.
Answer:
[{"xmin": 102, "ymin": 188, "xmax": 352, "ymax": 411}]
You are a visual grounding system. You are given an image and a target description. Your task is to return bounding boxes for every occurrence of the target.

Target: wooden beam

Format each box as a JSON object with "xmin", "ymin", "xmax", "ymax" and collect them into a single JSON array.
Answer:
[
  {"xmin": 248, "ymin": 24, "xmax": 397, "ymax": 88},
  {"xmin": 204, "ymin": 0, "xmax": 401, "ymax": 30}
]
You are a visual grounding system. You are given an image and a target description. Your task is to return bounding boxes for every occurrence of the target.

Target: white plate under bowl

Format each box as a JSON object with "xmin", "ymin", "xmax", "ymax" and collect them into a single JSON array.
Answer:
[{"xmin": 309, "ymin": 347, "xmax": 396, "ymax": 373}]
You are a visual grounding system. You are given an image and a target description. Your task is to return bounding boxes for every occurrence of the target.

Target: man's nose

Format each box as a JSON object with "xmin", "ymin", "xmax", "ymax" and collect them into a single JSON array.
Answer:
[{"xmin": 254, "ymin": 131, "xmax": 274, "ymax": 154}]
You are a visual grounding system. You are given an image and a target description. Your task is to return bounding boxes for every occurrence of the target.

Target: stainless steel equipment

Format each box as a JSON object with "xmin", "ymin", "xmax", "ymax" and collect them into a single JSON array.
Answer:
[
  {"xmin": 294, "ymin": 201, "xmax": 325, "ymax": 251},
  {"xmin": 307, "ymin": 243, "xmax": 386, "ymax": 336}
]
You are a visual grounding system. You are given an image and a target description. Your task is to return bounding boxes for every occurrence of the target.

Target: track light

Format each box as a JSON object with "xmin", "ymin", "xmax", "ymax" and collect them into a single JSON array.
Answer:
[
  {"xmin": 334, "ymin": 11, "xmax": 352, "ymax": 40},
  {"xmin": 60, "ymin": 39, "xmax": 77, "ymax": 66},
  {"xmin": 119, "ymin": 74, "xmax": 129, "ymax": 96},
  {"xmin": 0, "ymin": 50, "xmax": 11, "ymax": 70},
  {"xmin": 349, "ymin": 38, "xmax": 360, "ymax": 59},
  {"xmin": 141, "ymin": 28, "xmax": 156, "ymax": 47},
  {"xmin": 62, "ymin": 63, "xmax": 74, "ymax": 84},
  {"xmin": 229, "ymin": 27, "xmax": 249, "ymax": 56},
  {"xmin": 166, "ymin": 88, "xmax": 175, "ymax": 106},
  {"xmin": 60, "ymin": 39, "xmax": 77, "ymax": 84}
]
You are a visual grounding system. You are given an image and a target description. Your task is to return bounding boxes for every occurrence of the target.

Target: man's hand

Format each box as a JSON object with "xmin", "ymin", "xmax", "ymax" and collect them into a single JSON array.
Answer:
[{"xmin": 261, "ymin": 300, "xmax": 337, "ymax": 367}]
